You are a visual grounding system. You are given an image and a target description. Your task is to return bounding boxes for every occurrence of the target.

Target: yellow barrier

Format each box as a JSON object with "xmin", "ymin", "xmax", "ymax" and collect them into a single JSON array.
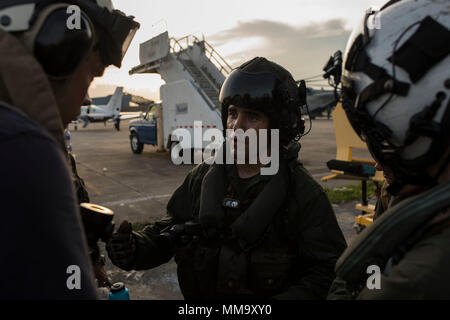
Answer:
[{"xmin": 322, "ymin": 103, "xmax": 384, "ymax": 219}]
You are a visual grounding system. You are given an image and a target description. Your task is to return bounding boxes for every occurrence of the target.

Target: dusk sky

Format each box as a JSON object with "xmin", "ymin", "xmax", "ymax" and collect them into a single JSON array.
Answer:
[{"xmin": 89, "ymin": 0, "xmax": 388, "ymax": 100}]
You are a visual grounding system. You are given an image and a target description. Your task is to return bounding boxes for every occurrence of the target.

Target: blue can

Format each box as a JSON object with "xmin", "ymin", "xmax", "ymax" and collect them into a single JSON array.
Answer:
[
  {"xmin": 109, "ymin": 282, "xmax": 130, "ymax": 300},
  {"xmin": 64, "ymin": 129, "xmax": 72, "ymax": 153}
]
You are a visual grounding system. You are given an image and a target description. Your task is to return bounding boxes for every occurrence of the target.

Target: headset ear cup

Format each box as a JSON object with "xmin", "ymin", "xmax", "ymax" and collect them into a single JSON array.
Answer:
[
  {"xmin": 297, "ymin": 80, "xmax": 307, "ymax": 137},
  {"xmin": 34, "ymin": 8, "xmax": 94, "ymax": 77},
  {"xmin": 298, "ymin": 80, "xmax": 307, "ymax": 106},
  {"xmin": 298, "ymin": 115, "xmax": 305, "ymax": 136}
]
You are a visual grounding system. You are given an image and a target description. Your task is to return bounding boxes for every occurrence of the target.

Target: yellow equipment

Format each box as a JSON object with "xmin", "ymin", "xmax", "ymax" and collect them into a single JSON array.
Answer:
[{"xmin": 321, "ymin": 103, "xmax": 384, "ymax": 231}]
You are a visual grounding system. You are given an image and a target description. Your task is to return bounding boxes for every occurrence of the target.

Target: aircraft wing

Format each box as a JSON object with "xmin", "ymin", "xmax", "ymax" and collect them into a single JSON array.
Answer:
[
  {"xmin": 119, "ymin": 113, "xmax": 143, "ymax": 120},
  {"xmin": 106, "ymin": 112, "xmax": 143, "ymax": 122},
  {"xmin": 303, "ymin": 90, "xmax": 339, "ymax": 116}
]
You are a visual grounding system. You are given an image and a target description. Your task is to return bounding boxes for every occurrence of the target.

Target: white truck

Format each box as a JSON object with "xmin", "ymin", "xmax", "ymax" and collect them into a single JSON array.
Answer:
[{"xmin": 128, "ymin": 32, "xmax": 232, "ymax": 155}]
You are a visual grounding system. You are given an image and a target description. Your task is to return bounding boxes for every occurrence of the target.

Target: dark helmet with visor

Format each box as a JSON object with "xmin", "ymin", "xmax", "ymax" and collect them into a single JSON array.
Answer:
[
  {"xmin": 219, "ymin": 57, "xmax": 306, "ymax": 147},
  {"xmin": 0, "ymin": 0, "xmax": 140, "ymax": 78}
]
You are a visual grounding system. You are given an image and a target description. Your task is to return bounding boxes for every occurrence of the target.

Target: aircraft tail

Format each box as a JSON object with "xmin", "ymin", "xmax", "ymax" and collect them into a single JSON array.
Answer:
[{"xmin": 107, "ymin": 87, "xmax": 124, "ymax": 116}]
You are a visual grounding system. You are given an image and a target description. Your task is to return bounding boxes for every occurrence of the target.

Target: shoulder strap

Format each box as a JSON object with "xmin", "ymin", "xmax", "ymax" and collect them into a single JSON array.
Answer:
[
  {"xmin": 282, "ymin": 159, "xmax": 302, "ymax": 241},
  {"xmin": 336, "ymin": 181, "xmax": 450, "ymax": 288},
  {"xmin": 230, "ymin": 161, "xmax": 289, "ymax": 246}
]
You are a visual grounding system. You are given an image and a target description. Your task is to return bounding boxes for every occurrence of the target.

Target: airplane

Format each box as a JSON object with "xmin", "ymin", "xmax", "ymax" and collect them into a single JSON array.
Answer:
[
  {"xmin": 72, "ymin": 87, "xmax": 142, "ymax": 131},
  {"xmin": 304, "ymin": 87, "xmax": 339, "ymax": 119}
]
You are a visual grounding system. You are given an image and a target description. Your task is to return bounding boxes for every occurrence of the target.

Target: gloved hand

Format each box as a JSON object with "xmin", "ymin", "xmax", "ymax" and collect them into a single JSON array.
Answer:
[{"xmin": 106, "ymin": 221, "xmax": 136, "ymax": 271}]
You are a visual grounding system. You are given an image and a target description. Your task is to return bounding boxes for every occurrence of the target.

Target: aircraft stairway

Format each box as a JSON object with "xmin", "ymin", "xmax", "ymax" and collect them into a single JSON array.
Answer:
[
  {"xmin": 129, "ymin": 32, "xmax": 233, "ymax": 123},
  {"xmin": 179, "ymin": 59, "xmax": 221, "ymax": 108},
  {"xmin": 169, "ymin": 35, "xmax": 232, "ymax": 111}
]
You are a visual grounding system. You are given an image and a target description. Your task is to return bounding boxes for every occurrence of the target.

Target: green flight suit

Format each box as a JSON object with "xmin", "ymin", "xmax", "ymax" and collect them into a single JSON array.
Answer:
[
  {"xmin": 129, "ymin": 143, "xmax": 347, "ymax": 299},
  {"xmin": 328, "ymin": 182, "xmax": 450, "ymax": 300}
]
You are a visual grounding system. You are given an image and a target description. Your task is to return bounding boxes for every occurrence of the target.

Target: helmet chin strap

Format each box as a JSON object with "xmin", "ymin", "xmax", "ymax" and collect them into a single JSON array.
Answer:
[
  {"xmin": 387, "ymin": 152, "xmax": 450, "ymax": 196},
  {"xmin": 433, "ymin": 152, "xmax": 450, "ymax": 184},
  {"xmin": 387, "ymin": 173, "xmax": 436, "ymax": 196}
]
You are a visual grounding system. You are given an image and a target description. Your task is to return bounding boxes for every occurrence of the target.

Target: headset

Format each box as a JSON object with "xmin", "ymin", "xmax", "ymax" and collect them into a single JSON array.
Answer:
[{"xmin": 0, "ymin": 0, "xmax": 140, "ymax": 78}]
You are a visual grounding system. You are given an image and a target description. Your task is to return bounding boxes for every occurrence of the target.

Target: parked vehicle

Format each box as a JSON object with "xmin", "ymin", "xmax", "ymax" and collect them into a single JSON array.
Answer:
[{"xmin": 129, "ymin": 105, "xmax": 157, "ymax": 154}]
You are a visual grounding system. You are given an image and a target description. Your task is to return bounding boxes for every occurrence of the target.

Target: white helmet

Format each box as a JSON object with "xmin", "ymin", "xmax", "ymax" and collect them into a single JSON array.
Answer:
[{"xmin": 341, "ymin": 0, "xmax": 450, "ymax": 190}]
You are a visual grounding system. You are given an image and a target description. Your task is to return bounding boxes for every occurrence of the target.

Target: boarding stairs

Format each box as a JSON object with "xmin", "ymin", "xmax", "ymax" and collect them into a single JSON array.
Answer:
[
  {"xmin": 130, "ymin": 33, "xmax": 232, "ymax": 112},
  {"xmin": 170, "ymin": 35, "xmax": 232, "ymax": 110},
  {"xmin": 179, "ymin": 59, "xmax": 221, "ymax": 108}
]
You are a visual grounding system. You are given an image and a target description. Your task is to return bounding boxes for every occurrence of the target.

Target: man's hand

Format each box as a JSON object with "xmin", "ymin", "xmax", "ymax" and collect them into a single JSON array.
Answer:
[{"xmin": 106, "ymin": 221, "xmax": 136, "ymax": 271}]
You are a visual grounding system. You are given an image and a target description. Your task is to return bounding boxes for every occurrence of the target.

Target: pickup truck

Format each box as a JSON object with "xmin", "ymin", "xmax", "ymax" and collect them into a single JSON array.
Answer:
[{"xmin": 129, "ymin": 106, "xmax": 157, "ymax": 154}]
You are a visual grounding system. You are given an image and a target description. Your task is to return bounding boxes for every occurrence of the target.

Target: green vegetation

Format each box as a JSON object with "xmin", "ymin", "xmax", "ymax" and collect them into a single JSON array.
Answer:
[{"xmin": 325, "ymin": 182, "xmax": 377, "ymax": 204}]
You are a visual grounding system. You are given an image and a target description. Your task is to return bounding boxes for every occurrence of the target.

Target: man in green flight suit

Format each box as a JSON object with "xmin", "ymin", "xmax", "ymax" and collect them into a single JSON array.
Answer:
[
  {"xmin": 106, "ymin": 57, "xmax": 347, "ymax": 300},
  {"xmin": 327, "ymin": 0, "xmax": 450, "ymax": 299}
]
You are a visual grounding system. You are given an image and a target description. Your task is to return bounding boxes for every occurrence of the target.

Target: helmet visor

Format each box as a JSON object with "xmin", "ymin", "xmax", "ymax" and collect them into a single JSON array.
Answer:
[
  {"xmin": 219, "ymin": 69, "xmax": 279, "ymax": 109},
  {"xmin": 79, "ymin": 1, "xmax": 140, "ymax": 68},
  {"xmin": 101, "ymin": 10, "xmax": 139, "ymax": 67},
  {"xmin": 120, "ymin": 26, "xmax": 137, "ymax": 61}
]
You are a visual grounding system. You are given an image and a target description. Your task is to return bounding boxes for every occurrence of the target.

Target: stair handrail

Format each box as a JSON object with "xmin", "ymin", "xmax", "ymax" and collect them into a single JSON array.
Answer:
[
  {"xmin": 168, "ymin": 37, "xmax": 222, "ymax": 112},
  {"xmin": 169, "ymin": 37, "xmax": 185, "ymax": 55},
  {"xmin": 169, "ymin": 37, "xmax": 221, "ymax": 94},
  {"xmin": 202, "ymin": 40, "xmax": 233, "ymax": 75},
  {"xmin": 170, "ymin": 35, "xmax": 232, "ymax": 76}
]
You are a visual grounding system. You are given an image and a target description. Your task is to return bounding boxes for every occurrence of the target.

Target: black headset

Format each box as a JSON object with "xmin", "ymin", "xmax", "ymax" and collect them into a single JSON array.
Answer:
[
  {"xmin": 1, "ymin": 0, "xmax": 139, "ymax": 78},
  {"xmin": 31, "ymin": 4, "xmax": 95, "ymax": 78}
]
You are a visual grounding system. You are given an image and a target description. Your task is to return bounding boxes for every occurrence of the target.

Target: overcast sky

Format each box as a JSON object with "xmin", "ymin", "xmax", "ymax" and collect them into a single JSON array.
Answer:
[{"xmin": 89, "ymin": 0, "xmax": 388, "ymax": 100}]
